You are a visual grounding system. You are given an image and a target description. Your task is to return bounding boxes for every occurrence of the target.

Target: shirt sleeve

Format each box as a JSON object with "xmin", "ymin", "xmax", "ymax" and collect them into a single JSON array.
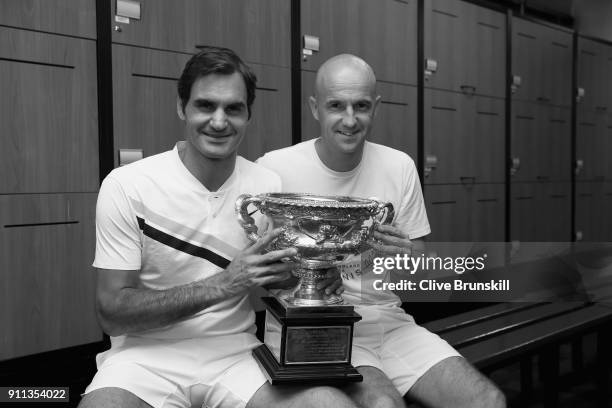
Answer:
[
  {"xmin": 93, "ymin": 175, "xmax": 142, "ymax": 270},
  {"xmin": 394, "ymin": 158, "xmax": 431, "ymax": 240}
]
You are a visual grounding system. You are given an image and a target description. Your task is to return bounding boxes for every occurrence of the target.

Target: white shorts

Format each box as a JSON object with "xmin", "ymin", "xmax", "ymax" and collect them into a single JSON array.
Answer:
[
  {"xmin": 83, "ymin": 332, "xmax": 267, "ymax": 408},
  {"xmin": 351, "ymin": 305, "xmax": 461, "ymax": 396}
]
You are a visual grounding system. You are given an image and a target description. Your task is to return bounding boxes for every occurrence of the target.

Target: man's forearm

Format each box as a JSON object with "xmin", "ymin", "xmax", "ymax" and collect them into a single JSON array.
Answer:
[{"xmin": 98, "ymin": 273, "xmax": 235, "ymax": 336}]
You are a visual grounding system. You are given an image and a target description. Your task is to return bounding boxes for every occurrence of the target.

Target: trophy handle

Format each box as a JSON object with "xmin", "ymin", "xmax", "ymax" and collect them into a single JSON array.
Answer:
[
  {"xmin": 374, "ymin": 201, "xmax": 395, "ymax": 225},
  {"xmin": 236, "ymin": 194, "xmax": 263, "ymax": 242}
]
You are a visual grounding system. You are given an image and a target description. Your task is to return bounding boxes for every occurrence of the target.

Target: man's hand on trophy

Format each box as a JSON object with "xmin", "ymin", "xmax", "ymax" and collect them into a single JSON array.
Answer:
[
  {"xmin": 368, "ymin": 224, "xmax": 414, "ymax": 256},
  {"xmin": 223, "ymin": 228, "xmax": 298, "ymax": 294},
  {"xmin": 316, "ymin": 267, "xmax": 344, "ymax": 295}
]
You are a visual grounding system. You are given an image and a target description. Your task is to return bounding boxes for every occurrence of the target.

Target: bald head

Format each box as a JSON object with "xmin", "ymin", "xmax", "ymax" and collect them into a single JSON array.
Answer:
[{"xmin": 314, "ymin": 54, "xmax": 377, "ymax": 98}]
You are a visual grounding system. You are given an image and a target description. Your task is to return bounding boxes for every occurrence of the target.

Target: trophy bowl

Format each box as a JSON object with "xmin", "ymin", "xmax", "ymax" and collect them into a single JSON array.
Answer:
[{"xmin": 236, "ymin": 193, "xmax": 394, "ymax": 306}]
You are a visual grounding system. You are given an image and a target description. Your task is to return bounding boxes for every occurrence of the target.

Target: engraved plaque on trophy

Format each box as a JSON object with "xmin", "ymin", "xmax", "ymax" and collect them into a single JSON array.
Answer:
[{"xmin": 236, "ymin": 193, "xmax": 393, "ymax": 385}]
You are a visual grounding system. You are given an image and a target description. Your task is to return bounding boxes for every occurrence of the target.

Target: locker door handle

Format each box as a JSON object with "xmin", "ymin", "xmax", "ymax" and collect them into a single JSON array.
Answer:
[
  {"xmin": 575, "ymin": 231, "xmax": 583, "ymax": 241},
  {"xmin": 302, "ymin": 35, "xmax": 320, "ymax": 61},
  {"xmin": 595, "ymin": 106, "xmax": 608, "ymax": 112},
  {"xmin": 509, "ymin": 157, "xmax": 520, "ymax": 176},
  {"xmin": 424, "ymin": 155, "xmax": 437, "ymax": 178},
  {"xmin": 537, "ymin": 96, "xmax": 551, "ymax": 103},
  {"xmin": 460, "ymin": 85, "xmax": 476, "ymax": 95},
  {"xmin": 575, "ymin": 159, "xmax": 584, "ymax": 175},
  {"xmin": 511, "ymin": 75, "xmax": 521, "ymax": 94},
  {"xmin": 576, "ymin": 87, "xmax": 585, "ymax": 103},
  {"xmin": 459, "ymin": 176, "xmax": 476, "ymax": 184},
  {"xmin": 424, "ymin": 58, "xmax": 437, "ymax": 81}
]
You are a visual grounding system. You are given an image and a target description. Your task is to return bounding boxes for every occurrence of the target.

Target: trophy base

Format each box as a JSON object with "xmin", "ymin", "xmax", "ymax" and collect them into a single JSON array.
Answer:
[
  {"xmin": 253, "ymin": 345, "xmax": 363, "ymax": 385},
  {"xmin": 254, "ymin": 297, "xmax": 363, "ymax": 385}
]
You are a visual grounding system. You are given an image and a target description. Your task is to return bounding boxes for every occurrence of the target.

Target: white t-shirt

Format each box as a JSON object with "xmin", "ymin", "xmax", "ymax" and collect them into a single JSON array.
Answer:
[
  {"xmin": 258, "ymin": 139, "xmax": 430, "ymax": 306},
  {"xmin": 94, "ymin": 142, "xmax": 280, "ymax": 340}
]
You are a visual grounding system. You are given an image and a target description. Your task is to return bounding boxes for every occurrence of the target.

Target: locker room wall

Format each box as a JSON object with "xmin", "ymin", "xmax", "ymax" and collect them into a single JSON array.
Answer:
[{"xmin": 0, "ymin": 1, "xmax": 101, "ymax": 360}]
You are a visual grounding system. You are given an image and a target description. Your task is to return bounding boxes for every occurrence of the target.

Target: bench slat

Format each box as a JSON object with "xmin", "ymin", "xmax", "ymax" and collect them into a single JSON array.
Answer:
[
  {"xmin": 439, "ymin": 302, "xmax": 587, "ymax": 348},
  {"xmin": 457, "ymin": 304, "xmax": 612, "ymax": 368}
]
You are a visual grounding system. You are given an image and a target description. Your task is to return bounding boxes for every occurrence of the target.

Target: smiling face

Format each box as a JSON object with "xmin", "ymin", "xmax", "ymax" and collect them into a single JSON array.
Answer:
[
  {"xmin": 177, "ymin": 72, "xmax": 249, "ymax": 160},
  {"xmin": 309, "ymin": 57, "xmax": 380, "ymax": 165}
]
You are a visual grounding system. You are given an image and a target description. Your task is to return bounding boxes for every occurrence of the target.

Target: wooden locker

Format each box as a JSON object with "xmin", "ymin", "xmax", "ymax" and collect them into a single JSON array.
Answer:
[
  {"xmin": 0, "ymin": 193, "xmax": 101, "ymax": 360},
  {"xmin": 542, "ymin": 106, "xmax": 571, "ymax": 181},
  {"xmin": 425, "ymin": 184, "xmax": 504, "ymax": 242},
  {"xmin": 512, "ymin": 18, "xmax": 572, "ymax": 107},
  {"xmin": 0, "ymin": 27, "xmax": 99, "ymax": 194},
  {"xmin": 575, "ymin": 182, "xmax": 606, "ymax": 242},
  {"xmin": 424, "ymin": 89, "xmax": 504, "ymax": 184},
  {"xmin": 510, "ymin": 182, "xmax": 570, "ymax": 242},
  {"xmin": 111, "ymin": 0, "xmax": 197, "ymax": 53},
  {"xmin": 300, "ymin": 72, "xmax": 417, "ymax": 157},
  {"xmin": 300, "ymin": 0, "xmax": 418, "ymax": 85},
  {"xmin": 195, "ymin": 0, "xmax": 290, "ymax": 68},
  {"xmin": 576, "ymin": 109, "xmax": 607, "ymax": 181},
  {"xmin": 237, "ymin": 65, "xmax": 292, "ymax": 161},
  {"xmin": 424, "ymin": 0, "xmax": 506, "ymax": 98},
  {"xmin": 112, "ymin": 44, "xmax": 191, "ymax": 165},
  {"xmin": 577, "ymin": 37, "xmax": 608, "ymax": 113},
  {"xmin": 0, "ymin": 0, "xmax": 96, "ymax": 39},
  {"xmin": 511, "ymin": 102, "xmax": 571, "ymax": 182}
]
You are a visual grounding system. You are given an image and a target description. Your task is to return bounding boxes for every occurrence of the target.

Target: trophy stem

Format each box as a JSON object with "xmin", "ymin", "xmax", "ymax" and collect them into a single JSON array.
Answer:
[{"xmin": 279, "ymin": 267, "xmax": 344, "ymax": 306}]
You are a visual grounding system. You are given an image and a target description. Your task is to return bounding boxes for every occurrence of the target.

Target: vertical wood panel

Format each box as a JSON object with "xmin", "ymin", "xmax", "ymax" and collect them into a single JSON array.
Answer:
[
  {"xmin": 0, "ymin": 0, "xmax": 96, "ymax": 39},
  {"xmin": 425, "ymin": 89, "xmax": 504, "ymax": 184},
  {"xmin": 195, "ymin": 0, "xmax": 290, "ymax": 68},
  {"xmin": 301, "ymin": 0, "xmax": 418, "ymax": 85},
  {"xmin": 0, "ymin": 27, "xmax": 99, "ymax": 194},
  {"xmin": 0, "ymin": 194, "xmax": 101, "ymax": 360},
  {"xmin": 238, "ymin": 65, "xmax": 292, "ymax": 160}
]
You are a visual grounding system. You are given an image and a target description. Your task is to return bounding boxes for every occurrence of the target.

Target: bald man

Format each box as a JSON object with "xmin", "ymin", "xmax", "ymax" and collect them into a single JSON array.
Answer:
[{"xmin": 258, "ymin": 54, "xmax": 506, "ymax": 408}]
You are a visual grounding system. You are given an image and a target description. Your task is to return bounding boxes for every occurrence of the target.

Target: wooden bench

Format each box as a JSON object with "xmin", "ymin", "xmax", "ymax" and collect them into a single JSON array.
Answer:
[{"xmin": 421, "ymin": 301, "xmax": 612, "ymax": 407}]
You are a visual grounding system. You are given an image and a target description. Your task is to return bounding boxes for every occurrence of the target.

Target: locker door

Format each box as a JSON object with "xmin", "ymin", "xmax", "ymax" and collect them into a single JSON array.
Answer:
[
  {"xmin": 425, "ymin": 184, "xmax": 504, "ymax": 242},
  {"xmin": 301, "ymin": 0, "xmax": 418, "ymax": 85},
  {"xmin": 543, "ymin": 29, "xmax": 573, "ymax": 107},
  {"xmin": 468, "ymin": 4, "xmax": 506, "ymax": 98},
  {"xmin": 112, "ymin": 45, "xmax": 190, "ymax": 165},
  {"xmin": 425, "ymin": 185, "xmax": 469, "ymax": 242},
  {"xmin": 0, "ymin": 27, "xmax": 99, "ymax": 194},
  {"xmin": 111, "ymin": 0, "xmax": 196, "ymax": 53},
  {"xmin": 238, "ymin": 65, "xmax": 291, "ymax": 161},
  {"xmin": 575, "ymin": 182, "xmax": 606, "ymax": 242},
  {"xmin": 510, "ymin": 183, "xmax": 540, "ymax": 242},
  {"xmin": 467, "ymin": 184, "xmax": 505, "ymax": 242},
  {"xmin": 542, "ymin": 182, "xmax": 571, "ymax": 242},
  {"xmin": 195, "ymin": 0, "xmax": 290, "ymax": 67},
  {"xmin": 512, "ymin": 18, "xmax": 544, "ymax": 103},
  {"xmin": 543, "ymin": 106, "xmax": 571, "ymax": 181},
  {"xmin": 606, "ymin": 117, "xmax": 612, "ymax": 180},
  {"xmin": 424, "ymin": 0, "xmax": 470, "ymax": 92},
  {"xmin": 577, "ymin": 37, "xmax": 604, "ymax": 113},
  {"xmin": 0, "ymin": 193, "xmax": 101, "ymax": 360},
  {"xmin": 0, "ymin": 0, "xmax": 96, "ymax": 38},
  {"xmin": 370, "ymin": 83, "xmax": 418, "ymax": 158},
  {"xmin": 473, "ymin": 97, "xmax": 505, "ymax": 183},
  {"xmin": 301, "ymin": 71, "xmax": 319, "ymax": 142},
  {"xmin": 576, "ymin": 110, "xmax": 606, "ymax": 181},
  {"xmin": 424, "ymin": 89, "xmax": 473, "ymax": 184},
  {"xmin": 604, "ymin": 45, "xmax": 612, "ymax": 112},
  {"xmin": 511, "ymin": 102, "xmax": 541, "ymax": 182}
]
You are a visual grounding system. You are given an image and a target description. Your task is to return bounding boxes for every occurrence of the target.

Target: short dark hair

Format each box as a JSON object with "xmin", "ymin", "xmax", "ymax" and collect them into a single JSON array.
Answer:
[{"xmin": 177, "ymin": 46, "xmax": 257, "ymax": 118}]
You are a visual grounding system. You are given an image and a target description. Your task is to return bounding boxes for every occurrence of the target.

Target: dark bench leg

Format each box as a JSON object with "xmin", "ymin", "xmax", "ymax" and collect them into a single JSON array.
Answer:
[
  {"xmin": 540, "ymin": 346, "xmax": 560, "ymax": 408},
  {"xmin": 597, "ymin": 326, "xmax": 612, "ymax": 407}
]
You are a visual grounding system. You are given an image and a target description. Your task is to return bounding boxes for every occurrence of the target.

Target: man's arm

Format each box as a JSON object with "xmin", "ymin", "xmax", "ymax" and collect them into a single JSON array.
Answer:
[{"xmin": 96, "ymin": 229, "xmax": 296, "ymax": 336}]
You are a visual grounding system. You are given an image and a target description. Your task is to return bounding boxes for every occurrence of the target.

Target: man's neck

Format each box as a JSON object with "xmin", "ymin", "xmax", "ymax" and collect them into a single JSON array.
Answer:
[
  {"xmin": 178, "ymin": 142, "xmax": 236, "ymax": 192},
  {"xmin": 315, "ymin": 138, "xmax": 364, "ymax": 172}
]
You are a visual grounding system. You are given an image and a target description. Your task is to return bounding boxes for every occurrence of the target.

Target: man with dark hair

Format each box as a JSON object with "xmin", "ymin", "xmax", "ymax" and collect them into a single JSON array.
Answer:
[
  {"xmin": 258, "ymin": 54, "xmax": 507, "ymax": 408},
  {"xmin": 78, "ymin": 47, "xmax": 352, "ymax": 408}
]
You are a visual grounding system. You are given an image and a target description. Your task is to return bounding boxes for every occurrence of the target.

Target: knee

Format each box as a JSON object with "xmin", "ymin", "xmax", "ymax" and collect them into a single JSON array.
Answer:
[
  {"xmin": 369, "ymin": 393, "xmax": 403, "ymax": 408},
  {"xmin": 299, "ymin": 386, "xmax": 356, "ymax": 408}
]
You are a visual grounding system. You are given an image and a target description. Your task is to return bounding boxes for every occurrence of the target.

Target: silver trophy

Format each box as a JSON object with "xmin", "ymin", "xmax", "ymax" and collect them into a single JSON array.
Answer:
[
  {"xmin": 236, "ymin": 193, "xmax": 394, "ymax": 384},
  {"xmin": 236, "ymin": 193, "xmax": 394, "ymax": 306}
]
